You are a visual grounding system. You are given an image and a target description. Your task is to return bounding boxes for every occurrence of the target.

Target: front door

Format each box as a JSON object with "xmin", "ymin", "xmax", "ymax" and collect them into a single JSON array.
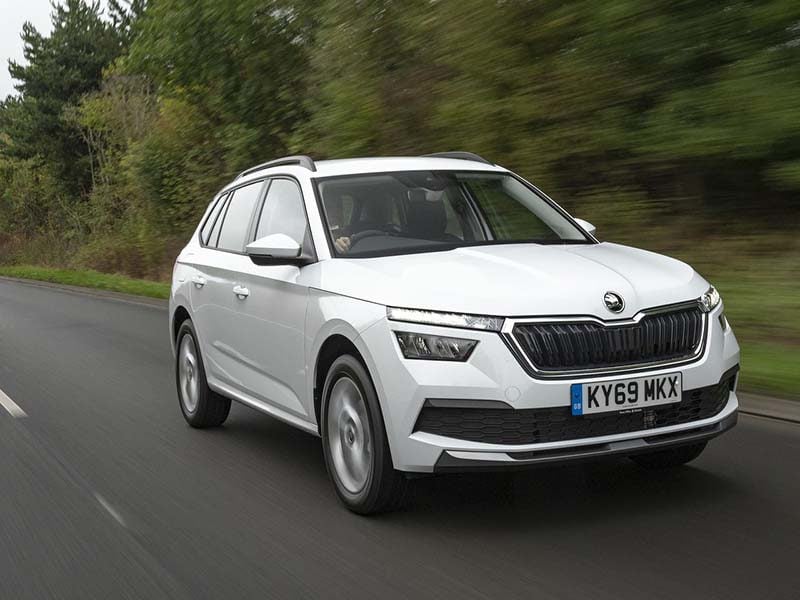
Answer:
[{"xmin": 234, "ymin": 177, "xmax": 312, "ymax": 419}]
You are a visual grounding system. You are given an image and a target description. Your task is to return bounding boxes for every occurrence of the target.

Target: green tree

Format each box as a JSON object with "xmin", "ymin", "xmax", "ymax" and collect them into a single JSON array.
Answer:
[
  {"xmin": 124, "ymin": 0, "xmax": 315, "ymax": 172},
  {"xmin": 2, "ymin": 0, "xmax": 125, "ymax": 196},
  {"xmin": 424, "ymin": 0, "xmax": 800, "ymax": 216},
  {"xmin": 2, "ymin": 0, "xmax": 800, "ymax": 281},
  {"xmin": 108, "ymin": 0, "xmax": 148, "ymax": 46},
  {"xmin": 67, "ymin": 74, "xmax": 157, "ymax": 228},
  {"xmin": 294, "ymin": 0, "xmax": 439, "ymax": 157}
]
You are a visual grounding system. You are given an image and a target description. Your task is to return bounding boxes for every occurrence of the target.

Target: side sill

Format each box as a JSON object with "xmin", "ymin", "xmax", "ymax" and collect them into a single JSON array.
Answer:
[{"xmin": 210, "ymin": 380, "xmax": 320, "ymax": 437}]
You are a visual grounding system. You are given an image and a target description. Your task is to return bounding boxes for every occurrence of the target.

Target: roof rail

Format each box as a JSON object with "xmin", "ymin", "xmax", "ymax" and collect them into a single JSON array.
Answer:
[
  {"xmin": 423, "ymin": 151, "xmax": 493, "ymax": 165},
  {"xmin": 237, "ymin": 155, "xmax": 316, "ymax": 179}
]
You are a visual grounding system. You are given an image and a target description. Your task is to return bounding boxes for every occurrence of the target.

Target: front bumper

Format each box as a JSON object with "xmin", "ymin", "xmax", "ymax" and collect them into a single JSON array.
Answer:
[
  {"xmin": 435, "ymin": 406, "xmax": 737, "ymax": 472},
  {"xmin": 358, "ymin": 303, "xmax": 741, "ymax": 473}
]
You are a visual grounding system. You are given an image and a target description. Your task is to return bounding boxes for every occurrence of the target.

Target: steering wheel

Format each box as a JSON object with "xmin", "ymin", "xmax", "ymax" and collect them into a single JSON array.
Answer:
[{"xmin": 350, "ymin": 225, "xmax": 401, "ymax": 245}]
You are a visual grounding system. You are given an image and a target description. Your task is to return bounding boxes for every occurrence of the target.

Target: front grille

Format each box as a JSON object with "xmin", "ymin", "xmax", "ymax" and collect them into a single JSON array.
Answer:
[
  {"xmin": 511, "ymin": 305, "xmax": 705, "ymax": 374},
  {"xmin": 413, "ymin": 367, "xmax": 736, "ymax": 445}
]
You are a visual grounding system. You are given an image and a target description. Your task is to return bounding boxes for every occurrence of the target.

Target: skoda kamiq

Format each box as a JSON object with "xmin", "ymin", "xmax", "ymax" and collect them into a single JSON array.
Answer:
[{"xmin": 169, "ymin": 152, "xmax": 740, "ymax": 514}]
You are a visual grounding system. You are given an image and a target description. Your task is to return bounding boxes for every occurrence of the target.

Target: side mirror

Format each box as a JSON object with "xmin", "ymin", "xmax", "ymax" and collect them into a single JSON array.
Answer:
[
  {"xmin": 574, "ymin": 218, "xmax": 597, "ymax": 237},
  {"xmin": 246, "ymin": 233, "xmax": 301, "ymax": 260}
]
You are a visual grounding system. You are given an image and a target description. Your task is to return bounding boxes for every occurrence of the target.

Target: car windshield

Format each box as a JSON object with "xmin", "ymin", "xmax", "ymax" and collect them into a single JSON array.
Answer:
[{"xmin": 316, "ymin": 171, "xmax": 592, "ymax": 257}]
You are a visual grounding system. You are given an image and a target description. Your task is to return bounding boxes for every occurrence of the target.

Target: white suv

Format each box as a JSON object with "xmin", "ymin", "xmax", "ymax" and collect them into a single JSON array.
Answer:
[{"xmin": 170, "ymin": 152, "xmax": 740, "ymax": 513}]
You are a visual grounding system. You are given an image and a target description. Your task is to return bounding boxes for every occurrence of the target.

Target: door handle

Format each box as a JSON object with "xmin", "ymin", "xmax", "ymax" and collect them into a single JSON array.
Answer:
[
  {"xmin": 233, "ymin": 285, "xmax": 250, "ymax": 299},
  {"xmin": 192, "ymin": 275, "xmax": 206, "ymax": 288}
]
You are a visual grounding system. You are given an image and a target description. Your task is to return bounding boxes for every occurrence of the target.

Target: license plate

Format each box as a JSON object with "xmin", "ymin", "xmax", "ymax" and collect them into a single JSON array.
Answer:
[{"xmin": 570, "ymin": 373, "xmax": 682, "ymax": 416}]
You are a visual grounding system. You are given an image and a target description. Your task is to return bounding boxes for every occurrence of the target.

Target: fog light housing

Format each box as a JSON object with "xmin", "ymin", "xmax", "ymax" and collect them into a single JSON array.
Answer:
[{"xmin": 394, "ymin": 331, "xmax": 477, "ymax": 361}]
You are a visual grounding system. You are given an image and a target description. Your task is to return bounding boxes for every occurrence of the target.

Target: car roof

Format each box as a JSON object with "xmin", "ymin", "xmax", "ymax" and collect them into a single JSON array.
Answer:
[{"xmin": 228, "ymin": 156, "xmax": 508, "ymax": 190}]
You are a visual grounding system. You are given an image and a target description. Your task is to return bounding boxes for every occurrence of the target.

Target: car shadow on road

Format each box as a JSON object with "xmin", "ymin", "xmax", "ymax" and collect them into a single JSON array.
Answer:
[
  {"xmin": 401, "ymin": 457, "xmax": 743, "ymax": 531},
  {"xmin": 213, "ymin": 406, "xmax": 745, "ymax": 529},
  {"xmin": 207, "ymin": 405, "xmax": 331, "ymax": 483}
]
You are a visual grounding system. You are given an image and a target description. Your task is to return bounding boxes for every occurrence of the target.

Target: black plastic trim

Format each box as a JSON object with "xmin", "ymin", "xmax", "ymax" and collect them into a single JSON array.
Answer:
[
  {"xmin": 508, "ymin": 305, "xmax": 706, "ymax": 378},
  {"xmin": 416, "ymin": 364, "xmax": 739, "ymax": 446},
  {"xmin": 433, "ymin": 410, "xmax": 737, "ymax": 472},
  {"xmin": 249, "ymin": 255, "xmax": 316, "ymax": 267},
  {"xmin": 423, "ymin": 398, "xmax": 512, "ymax": 410}
]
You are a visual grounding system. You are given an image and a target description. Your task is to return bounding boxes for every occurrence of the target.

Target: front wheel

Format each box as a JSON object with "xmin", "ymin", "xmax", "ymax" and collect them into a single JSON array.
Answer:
[
  {"xmin": 321, "ymin": 355, "xmax": 409, "ymax": 514},
  {"xmin": 630, "ymin": 441, "xmax": 707, "ymax": 469}
]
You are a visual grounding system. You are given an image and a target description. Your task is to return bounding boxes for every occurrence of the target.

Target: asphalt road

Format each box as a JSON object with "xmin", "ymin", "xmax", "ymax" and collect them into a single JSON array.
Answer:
[{"xmin": 1, "ymin": 278, "xmax": 798, "ymax": 600}]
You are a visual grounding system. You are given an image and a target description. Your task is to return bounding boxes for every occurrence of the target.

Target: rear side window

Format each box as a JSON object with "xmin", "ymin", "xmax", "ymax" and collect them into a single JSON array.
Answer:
[
  {"xmin": 216, "ymin": 181, "xmax": 264, "ymax": 252},
  {"xmin": 200, "ymin": 193, "xmax": 227, "ymax": 245},
  {"xmin": 255, "ymin": 178, "xmax": 309, "ymax": 246},
  {"xmin": 206, "ymin": 194, "xmax": 230, "ymax": 247}
]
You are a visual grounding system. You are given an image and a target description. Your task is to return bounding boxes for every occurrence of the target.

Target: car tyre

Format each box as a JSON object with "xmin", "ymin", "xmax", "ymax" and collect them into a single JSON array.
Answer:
[
  {"xmin": 321, "ymin": 354, "xmax": 409, "ymax": 514},
  {"xmin": 175, "ymin": 320, "xmax": 231, "ymax": 428},
  {"xmin": 630, "ymin": 441, "xmax": 707, "ymax": 469}
]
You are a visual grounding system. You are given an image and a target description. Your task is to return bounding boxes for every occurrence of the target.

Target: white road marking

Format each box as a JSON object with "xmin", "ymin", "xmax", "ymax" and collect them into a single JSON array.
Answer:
[
  {"xmin": 0, "ymin": 387, "xmax": 27, "ymax": 418},
  {"xmin": 94, "ymin": 493, "xmax": 127, "ymax": 528}
]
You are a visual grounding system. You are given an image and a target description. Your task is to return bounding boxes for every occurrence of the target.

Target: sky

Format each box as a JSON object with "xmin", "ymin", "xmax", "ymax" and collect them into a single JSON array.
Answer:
[
  {"xmin": 0, "ymin": 0, "xmax": 53, "ymax": 99},
  {"xmin": 0, "ymin": 0, "xmax": 108, "ymax": 100}
]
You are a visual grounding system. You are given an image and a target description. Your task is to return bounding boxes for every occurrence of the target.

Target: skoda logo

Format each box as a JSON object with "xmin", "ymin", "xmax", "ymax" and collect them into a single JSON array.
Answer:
[{"xmin": 604, "ymin": 291, "xmax": 625, "ymax": 313}]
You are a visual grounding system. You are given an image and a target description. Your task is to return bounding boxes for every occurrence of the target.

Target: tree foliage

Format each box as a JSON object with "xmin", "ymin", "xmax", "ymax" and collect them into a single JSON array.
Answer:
[
  {"xmin": 2, "ymin": 0, "xmax": 125, "ymax": 195},
  {"xmin": 294, "ymin": 0, "xmax": 438, "ymax": 156},
  {"xmin": 125, "ymin": 0, "xmax": 314, "ymax": 170},
  {"xmin": 0, "ymin": 0, "xmax": 799, "ymax": 278}
]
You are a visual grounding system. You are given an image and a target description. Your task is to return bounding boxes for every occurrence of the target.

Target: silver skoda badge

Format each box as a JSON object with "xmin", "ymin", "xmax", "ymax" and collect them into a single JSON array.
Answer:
[{"xmin": 604, "ymin": 291, "xmax": 625, "ymax": 313}]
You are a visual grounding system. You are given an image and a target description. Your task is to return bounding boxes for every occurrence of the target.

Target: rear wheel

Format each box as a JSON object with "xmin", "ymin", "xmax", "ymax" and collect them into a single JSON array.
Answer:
[
  {"xmin": 321, "ymin": 355, "xmax": 409, "ymax": 514},
  {"xmin": 176, "ymin": 320, "xmax": 231, "ymax": 428},
  {"xmin": 630, "ymin": 441, "xmax": 707, "ymax": 469}
]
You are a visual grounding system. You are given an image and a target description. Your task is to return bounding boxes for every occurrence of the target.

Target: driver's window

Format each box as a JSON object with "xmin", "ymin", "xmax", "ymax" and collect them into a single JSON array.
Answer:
[{"xmin": 255, "ymin": 178, "xmax": 309, "ymax": 247}]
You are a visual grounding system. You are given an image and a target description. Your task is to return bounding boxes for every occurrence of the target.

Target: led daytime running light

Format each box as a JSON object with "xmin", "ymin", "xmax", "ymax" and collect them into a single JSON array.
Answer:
[{"xmin": 387, "ymin": 307, "xmax": 504, "ymax": 332}]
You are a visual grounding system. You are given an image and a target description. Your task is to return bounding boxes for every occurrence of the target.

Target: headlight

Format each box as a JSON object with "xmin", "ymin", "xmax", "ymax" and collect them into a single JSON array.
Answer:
[
  {"xmin": 387, "ymin": 307, "xmax": 504, "ymax": 332},
  {"xmin": 394, "ymin": 331, "xmax": 477, "ymax": 361},
  {"xmin": 699, "ymin": 286, "xmax": 721, "ymax": 312}
]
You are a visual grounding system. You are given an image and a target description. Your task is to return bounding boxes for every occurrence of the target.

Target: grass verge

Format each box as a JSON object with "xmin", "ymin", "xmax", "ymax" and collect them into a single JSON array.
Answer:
[
  {"xmin": 738, "ymin": 342, "xmax": 798, "ymax": 400},
  {"xmin": 0, "ymin": 265, "xmax": 170, "ymax": 300}
]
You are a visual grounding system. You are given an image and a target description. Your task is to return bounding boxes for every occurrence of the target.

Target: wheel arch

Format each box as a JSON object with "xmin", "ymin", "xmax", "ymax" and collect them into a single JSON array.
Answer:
[
  {"xmin": 305, "ymin": 293, "xmax": 387, "ymax": 433},
  {"xmin": 313, "ymin": 334, "xmax": 368, "ymax": 430},
  {"xmin": 172, "ymin": 305, "xmax": 192, "ymax": 345}
]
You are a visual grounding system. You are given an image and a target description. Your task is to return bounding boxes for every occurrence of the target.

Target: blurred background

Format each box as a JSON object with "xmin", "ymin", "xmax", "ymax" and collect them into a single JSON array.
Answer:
[{"xmin": 0, "ymin": 0, "xmax": 797, "ymax": 398}]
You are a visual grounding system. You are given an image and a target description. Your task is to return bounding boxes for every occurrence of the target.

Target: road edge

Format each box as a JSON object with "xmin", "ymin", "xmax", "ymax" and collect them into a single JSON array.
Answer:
[
  {"xmin": 738, "ymin": 392, "xmax": 800, "ymax": 424},
  {"xmin": 0, "ymin": 275, "xmax": 168, "ymax": 309}
]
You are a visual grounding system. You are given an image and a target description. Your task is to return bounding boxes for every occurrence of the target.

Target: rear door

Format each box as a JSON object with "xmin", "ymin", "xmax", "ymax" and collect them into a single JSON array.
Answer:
[
  {"xmin": 184, "ymin": 192, "xmax": 228, "ymax": 367},
  {"xmin": 190, "ymin": 180, "xmax": 266, "ymax": 388},
  {"xmin": 234, "ymin": 177, "xmax": 313, "ymax": 419}
]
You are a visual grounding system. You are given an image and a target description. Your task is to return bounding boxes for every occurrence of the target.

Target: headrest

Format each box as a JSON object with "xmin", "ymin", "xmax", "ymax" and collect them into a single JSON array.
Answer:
[{"xmin": 406, "ymin": 193, "xmax": 447, "ymax": 239}]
